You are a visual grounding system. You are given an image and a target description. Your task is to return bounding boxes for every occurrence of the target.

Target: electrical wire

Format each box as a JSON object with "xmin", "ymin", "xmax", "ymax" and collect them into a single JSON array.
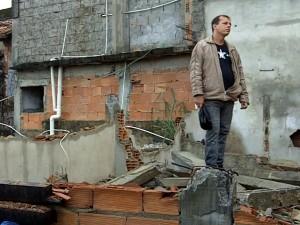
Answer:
[
  {"xmin": 125, "ymin": 125, "xmax": 173, "ymax": 142},
  {"xmin": 39, "ymin": 129, "xmax": 70, "ymax": 165},
  {"xmin": 0, "ymin": 123, "xmax": 27, "ymax": 138},
  {"xmin": 0, "ymin": 96, "xmax": 13, "ymax": 102}
]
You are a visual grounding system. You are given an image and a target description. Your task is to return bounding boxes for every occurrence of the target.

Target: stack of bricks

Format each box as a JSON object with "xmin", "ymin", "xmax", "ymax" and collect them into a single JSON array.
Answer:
[
  {"xmin": 55, "ymin": 184, "xmax": 180, "ymax": 225},
  {"xmin": 117, "ymin": 110, "xmax": 143, "ymax": 171}
]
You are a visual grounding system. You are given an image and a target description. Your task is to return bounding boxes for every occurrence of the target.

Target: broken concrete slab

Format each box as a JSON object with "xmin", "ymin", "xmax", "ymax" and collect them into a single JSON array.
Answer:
[
  {"xmin": 106, "ymin": 163, "xmax": 159, "ymax": 185},
  {"xmin": 158, "ymin": 177, "xmax": 191, "ymax": 187},
  {"xmin": 236, "ymin": 175, "xmax": 299, "ymax": 190},
  {"xmin": 171, "ymin": 151, "xmax": 206, "ymax": 173},
  {"xmin": 180, "ymin": 168, "xmax": 236, "ymax": 225},
  {"xmin": 238, "ymin": 187, "xmax": 300, "ymax": 210}
]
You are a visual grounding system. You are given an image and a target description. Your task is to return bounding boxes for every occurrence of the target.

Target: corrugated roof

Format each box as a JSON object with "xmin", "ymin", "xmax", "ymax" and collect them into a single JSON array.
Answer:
[{"xmin": 0, "ymin": 19, "xmax": 12, "ymax": 39}]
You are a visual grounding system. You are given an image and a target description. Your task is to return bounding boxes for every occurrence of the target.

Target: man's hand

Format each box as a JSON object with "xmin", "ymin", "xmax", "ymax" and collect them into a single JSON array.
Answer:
[
  {"xmin": 241, "ymin": 102, "xmax": 248, "ymax": 109},
  {"xmin": 194, "ymin": 95, "xmax": 204, "ymax": 108}
]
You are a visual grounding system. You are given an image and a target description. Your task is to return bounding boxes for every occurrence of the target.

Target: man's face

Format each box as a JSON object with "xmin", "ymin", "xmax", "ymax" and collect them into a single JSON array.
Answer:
[{"xmin": 213, "ymin": 16, "xmax": 231, "ymax": 37}]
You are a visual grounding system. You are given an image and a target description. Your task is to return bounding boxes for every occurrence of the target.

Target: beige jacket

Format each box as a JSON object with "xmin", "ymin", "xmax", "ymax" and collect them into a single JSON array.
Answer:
[{"xmin": 190, "ymin": 36, "xmax": 249, "ymax": 103}]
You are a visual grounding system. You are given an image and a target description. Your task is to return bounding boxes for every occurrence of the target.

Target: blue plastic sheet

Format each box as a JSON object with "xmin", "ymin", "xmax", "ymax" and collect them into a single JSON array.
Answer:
[{"xmin": 1, "ymin": 222, "xmax": 19, "ymax": 225}]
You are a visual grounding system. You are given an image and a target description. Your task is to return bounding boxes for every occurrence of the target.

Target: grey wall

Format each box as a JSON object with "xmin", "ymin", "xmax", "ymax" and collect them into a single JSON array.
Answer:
[
  {"xmin": 13, "ymin": 0, "xmax": 197, "ymax": 65},
  {"xmin": 202, "ymin": 0, "xmax": 300, "ymax": 165},
  {"xmin": 0, "ymin": 123, "xmax": 127, "ymax": 183}
]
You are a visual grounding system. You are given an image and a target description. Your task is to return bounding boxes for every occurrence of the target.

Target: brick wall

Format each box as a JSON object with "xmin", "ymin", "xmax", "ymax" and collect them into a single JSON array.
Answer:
[
  {"xmin": 21, "ymin": 66, "xmax": 194, "ymax": 132},
  {"xmin": 21, "ymin": 76, "xmax": 119, "ymax": 130},
  {"xmin": 55, "ymin": 184, "xmax": 179, "ymax": 225},
  {"xmin": 129, "ymin": 67, "xmax": 194, "ymax": 121}
]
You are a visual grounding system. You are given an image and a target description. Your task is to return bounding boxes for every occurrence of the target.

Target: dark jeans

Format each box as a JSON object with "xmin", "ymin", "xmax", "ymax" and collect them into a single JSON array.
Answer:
[{"xmin": 204, "ymin": 100, "xmax": 234, "ymax": 167}]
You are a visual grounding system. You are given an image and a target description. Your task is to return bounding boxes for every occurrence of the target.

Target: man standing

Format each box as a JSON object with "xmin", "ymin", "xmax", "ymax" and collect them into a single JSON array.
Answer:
[{"xmin": 190, "ymin": 15, "xmax": 249, "ymax": 168}]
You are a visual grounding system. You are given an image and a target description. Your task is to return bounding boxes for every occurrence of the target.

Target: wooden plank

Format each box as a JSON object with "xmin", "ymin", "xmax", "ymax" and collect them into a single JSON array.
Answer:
[{"xmin": 0, "ymin": 180, "xmax": 52, "ymax": 204}]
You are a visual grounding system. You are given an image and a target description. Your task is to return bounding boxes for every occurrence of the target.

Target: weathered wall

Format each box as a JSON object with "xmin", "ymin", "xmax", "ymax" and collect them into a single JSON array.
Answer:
[
  {"xmin": 12, "ymin": 0, "xmax": 201, "ymax": 65},
  {"xmin": 9, "ymin": 0, "xmax": 300, "ymax": 168},
  {"xmin": 0, "ymin": 123, "xmax": 127, "ymax": 183},
  {"xmin": 202, "ymin": 0, "xmax": 300, "ymax": 165}
]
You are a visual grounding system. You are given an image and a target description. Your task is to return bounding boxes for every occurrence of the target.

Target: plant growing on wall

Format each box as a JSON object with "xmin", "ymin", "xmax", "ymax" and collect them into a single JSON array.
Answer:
[{"xmin": 153, "ymin": 87, "xmax": 188, "ymax": 144}]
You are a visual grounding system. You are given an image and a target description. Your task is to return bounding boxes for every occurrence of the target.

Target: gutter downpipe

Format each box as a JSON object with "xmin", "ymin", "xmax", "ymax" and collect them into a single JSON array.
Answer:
[{"xmin": 50, "ymin": 58, "xmax": 63, "ymax": 135}]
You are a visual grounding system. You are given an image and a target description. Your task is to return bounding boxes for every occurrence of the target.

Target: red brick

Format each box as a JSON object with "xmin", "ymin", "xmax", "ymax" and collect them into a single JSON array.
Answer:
[
  {"xmin": 55, "ymin": 209, "xmax": 78, "ymax": 225},
  {"xmin": 126, "ymin": 217, "xmax": 179, "ymax": 225},
  {"xmin": 144, "ymin": 83, "xmax": 155, "ymax": 93},
  {"xmin": 154, "ymin": 83, "xmax": 167, "ymax": 93},
  {"xmin": 155, "ymin": 74, "xmax": 177, "ymax": 83},
  {"xmin": 81, "ymin": 78, "xmax": 92, "ymax": 87},
  {"xmin": 21, "ymin": 113, "xmax": 29, "ymax": 121},
  {"xmin": 67, "ymin": 113, "xmax": 88, "ymax": 120},
  {"xmin": 129, "ymin": 112, "xmax": 153, "ymax": 121},
  {"xmin": 139, "ymin": 74, "xmax": 154, "ymax": 84},
  {"xmin": 63, "ymin": 97, "xmax": 79, "ymax": 105},
  {"xmin": 63, "ymin": 88, "xmax": 73, "ymax": 97},
  {"xmin": 101, "ymin": 86, "xmax": 112, "ymax": 95},
  {"xmin": 28, "ymin": 113, "xmax": 44, "ymax": 122},
  {"xmin": 73, "ymin": 87, "xmax": 83, "ymax": 96},
  {"xmin": 63, "ymin": 76, "xmax": 83, "ymax": 87},
  {"xmin": 131, "ymin": 84, "xmax": 144, "ymax": 94},
  {"xmin": 65, "ymin": 186, "xmax": 93, "ymax": 209},
  {"xmin": 143, "ymin": 190, "xmax": 179, "ymax": 216},
  {"xmin": 82, "ymin": 87, "xmax": 93, "ymax": 96},
  {"xmin": 79, "ymin": 213, "xmax": 126, "ymax": 225},
  {"xmin": 97, "ymin": 112, "xmax": 106, "ymax": 120},
  {"xmin": 93, "ymin": 186, "xmax": 143, "ymax": 213},
  {"xmin": 87, "ymin": 103, "xmax": 105, "ymax": 113},
  {"xmin": 87, "ymin": 112, "xmax": 99, "ymax": 120},
  {"xmin": 95, "ymin": 77, "xmax": 118, "ymax": 87}
]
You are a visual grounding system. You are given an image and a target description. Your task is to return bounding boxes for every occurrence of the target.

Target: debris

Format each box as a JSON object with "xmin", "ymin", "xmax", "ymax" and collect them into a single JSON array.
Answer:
[
  {"xmin": 106, "ymin": 162, "xmax": 160, "ymax": 185},
  {"xmin": 158, "ymin": 177, "xmax": 190, "ymax": 187}
]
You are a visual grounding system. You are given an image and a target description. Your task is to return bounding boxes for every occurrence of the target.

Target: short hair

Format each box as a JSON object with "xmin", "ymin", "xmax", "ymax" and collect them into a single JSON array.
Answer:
[{"xmin": 211, "ymin": 15, "xmax": 231, "ymax": 32}]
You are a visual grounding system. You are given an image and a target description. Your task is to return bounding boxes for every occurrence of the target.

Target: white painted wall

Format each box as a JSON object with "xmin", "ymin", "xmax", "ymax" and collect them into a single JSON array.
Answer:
[
  {"xmin": 186, "ymin": 0, "xmax": 300, "ymax": 166},
  {"xmin": 0, "ymin": 124, "xmax": 127, "ymax": 183}
]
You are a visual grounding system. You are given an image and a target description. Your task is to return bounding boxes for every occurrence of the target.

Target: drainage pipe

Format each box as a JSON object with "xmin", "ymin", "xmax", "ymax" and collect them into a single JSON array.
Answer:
[{"xmin": 50, "ymin": 65, "xmax": 63, "ymax": 135}]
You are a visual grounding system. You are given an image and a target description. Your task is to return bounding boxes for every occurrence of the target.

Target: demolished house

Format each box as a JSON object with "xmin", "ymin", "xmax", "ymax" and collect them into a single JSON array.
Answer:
[{"xmin": 0, "ymin": 0, "xmax": 300, "ymax": 224}]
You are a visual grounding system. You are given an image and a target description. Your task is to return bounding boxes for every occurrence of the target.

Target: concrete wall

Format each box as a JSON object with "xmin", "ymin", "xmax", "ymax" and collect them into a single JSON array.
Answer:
[
  {"xmin": 12, "ymin": 0, "xmax": 198, "ymax": 65},
  {"xmin": 0, "ymin": 123, "xmax": 127, "ymax": 183},
  {"xmin": 202, "ymin": 0, "xmax": 300, "ymax": 165},
  {"xmin": 9, "ymin": 0, "xmax": 300, "ymax": 171}
]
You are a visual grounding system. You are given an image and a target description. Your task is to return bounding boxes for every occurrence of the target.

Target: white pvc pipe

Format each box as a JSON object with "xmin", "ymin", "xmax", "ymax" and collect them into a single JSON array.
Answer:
[
  {"xmin": 105, "ymin": 0, "xmax": 108, "ymax": 54},
  {"xmin": 123, "ymin": 0, "xmax": 179, "ymax": 14},
  {"xmin": 61, "ymin": 19, "xmax": 69, "ymax": 57},
  {"xmin": 50, "ymin": 66, "xmax": 57, "ymax": 111},
  {"xmin": 50, "ymin": 66, "xmax": 63, "ymax": 135}
]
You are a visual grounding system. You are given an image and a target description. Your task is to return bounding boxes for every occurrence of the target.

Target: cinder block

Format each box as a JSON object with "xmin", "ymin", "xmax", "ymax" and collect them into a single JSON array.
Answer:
[
  {"xmin": 143, "ymin": 190, "xmax": 180, "ymax": 216},
  {"xmin": 79, "ymin": 213, "xmax": 126, "ymax": 225},
  {"xmin": 126, "ymin": 217, "xmax": 179, "ymax": 225},
  {"xmin": 93, "ymin": 185, "xmax": 143, "ymax": 213}
]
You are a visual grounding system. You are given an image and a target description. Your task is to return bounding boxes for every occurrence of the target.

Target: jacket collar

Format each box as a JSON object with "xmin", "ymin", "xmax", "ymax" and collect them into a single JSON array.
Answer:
[{"xmin": 204, "ymin": 36, "xmax": 235, "ymax": 51}]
